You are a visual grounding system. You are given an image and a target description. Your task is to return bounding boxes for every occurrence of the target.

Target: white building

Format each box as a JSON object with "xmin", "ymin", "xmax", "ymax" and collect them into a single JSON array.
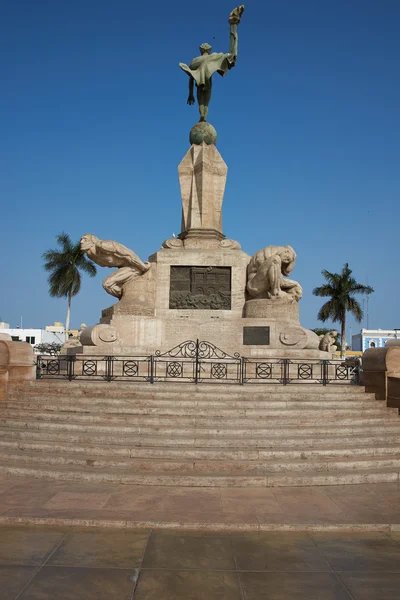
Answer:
[
  {"xmin": 0, "ymin": 322, "xmax": 64, "ymax": 349},
  {"xmin": 352, "ymin": 329, "xmax": 400, "ymax": 352},
  {"xmin": 45, "ymin": 322, "xmax": 65, "ymax": 334}
]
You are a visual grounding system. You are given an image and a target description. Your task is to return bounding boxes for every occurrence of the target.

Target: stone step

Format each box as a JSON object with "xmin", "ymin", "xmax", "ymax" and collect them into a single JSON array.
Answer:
[
  {"xmin": 0, "ymin": 400, "xmax": 390, "ymax": 416},
  {"xmin": 2, "ymin": 438, "xmax": 400, "ymax": 461},
  {"xmin": 0, "ymin": 462, "xmax": 397, "ymax": 487},
  {"xmin": 2, "ymin": 427, "xmax": 400, "ymax": 449},
  {"xmin": 0, "ymin": 409, "xmax": 400, "ymax": 428},
  {"xmin": 16, "ymin": 381, "xmax": 367, "ymax": 392},
  {"xmin": 2, "ymin": 417, "xmax": 400, "ymax": 438},
  {"xmin": 1, "ymin": 447, "xmax": 400, "ymax": 475},
  {"xmin": 9, "ymin": 384, "xmax": 369, "ymax": 402},
  {"xmin": 4, "ymin": 398, "xmax": 382, "ymax": 411}
]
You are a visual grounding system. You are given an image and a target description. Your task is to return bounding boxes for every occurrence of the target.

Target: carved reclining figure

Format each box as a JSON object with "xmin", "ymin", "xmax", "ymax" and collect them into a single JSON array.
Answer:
[{"xmin": 80, "ymin": 234, "xmax": 150, "ymax": 299}]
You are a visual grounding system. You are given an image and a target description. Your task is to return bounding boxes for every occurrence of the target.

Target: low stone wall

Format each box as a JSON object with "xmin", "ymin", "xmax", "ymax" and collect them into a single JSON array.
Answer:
[
  {"xmin": 387, "ymin": 373, "xmax": 400, "ymax": 409},
  {"xmin": 362, "ymin": 346, "xmax": 400, "ymax": 406},
  {"xmin": 0, "ymin": 340, "xmax": 35, "ymax": 400}
]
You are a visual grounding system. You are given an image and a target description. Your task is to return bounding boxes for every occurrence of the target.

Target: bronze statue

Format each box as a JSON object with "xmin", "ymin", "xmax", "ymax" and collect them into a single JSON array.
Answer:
[{"xmin": 179, "ymin": 6, "xmax": 244, "ymax": 122}]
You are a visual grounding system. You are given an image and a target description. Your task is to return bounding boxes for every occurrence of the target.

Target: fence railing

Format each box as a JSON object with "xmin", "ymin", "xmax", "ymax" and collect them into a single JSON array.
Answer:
[{"xmin": 36, "ymin": 340, "xmax": 360, "ymax": 386}]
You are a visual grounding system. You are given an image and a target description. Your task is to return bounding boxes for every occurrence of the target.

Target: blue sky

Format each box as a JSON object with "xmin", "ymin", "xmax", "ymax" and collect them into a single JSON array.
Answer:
[{"xmin": 1, "ymin": 0, "xmax": 399, "ymax": 342}]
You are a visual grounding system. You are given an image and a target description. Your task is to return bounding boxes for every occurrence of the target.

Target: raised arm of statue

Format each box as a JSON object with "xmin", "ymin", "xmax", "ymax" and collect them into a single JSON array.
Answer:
[{"xmin": 228, "ymin": 5, "xmax": 244, "ymax": 56}]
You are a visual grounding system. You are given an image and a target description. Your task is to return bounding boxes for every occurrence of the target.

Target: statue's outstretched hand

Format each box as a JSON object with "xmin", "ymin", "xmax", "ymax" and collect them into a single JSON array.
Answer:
[
  {"xmin": 229, "ymin": 5, "xmax": 244, "ymax": 25},
  {"xmin": 187, "ymin": 96, "xmax": 195, "ymax": 105}
]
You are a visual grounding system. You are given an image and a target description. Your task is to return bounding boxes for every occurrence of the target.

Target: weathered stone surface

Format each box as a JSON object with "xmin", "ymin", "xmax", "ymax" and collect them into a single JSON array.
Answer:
[
  {"xmin": 178, "ymin": 143, "xmax": 227, "ymax": 241},
  {"xmin": 80, "ymin": 325, "xmax": 118, "ymax": 347},
  {"xmin": 162, "ymin": 238, "xmax": 184, "ymax": 249},
  {"xmin": 101, "ymin": 265, "xmax": 156, "ymax": 319},
  {"xmin": 0, "ymin": 340, "xmax": 34, "ymax": 400},
  {"xmin": 361, "ymin": 348, "xmax": 387, "ymax": 400},
  {"xmin": 279, "ymin": 327, "xmax": 320, "ymax": 350},
  {"xmin": 244, "ymin": 298, "xmax": 299, "ymax": 322}
]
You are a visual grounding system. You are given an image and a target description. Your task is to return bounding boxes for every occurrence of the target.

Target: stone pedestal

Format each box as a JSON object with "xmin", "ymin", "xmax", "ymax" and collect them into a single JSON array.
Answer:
[
  {"xmin": 101, "ymin": 266, "xmax": 156, "ymax": 319},
  {"xmin": 244, "ymin": 297, "xmax": 299, "ymax": 322},
  {"xmin": 178, "ymin": 142, "xmax": 227, "ymax": 241},
  {"xmin": 70, "ymin": 240, "xmax": 324, "ymax": 358}
]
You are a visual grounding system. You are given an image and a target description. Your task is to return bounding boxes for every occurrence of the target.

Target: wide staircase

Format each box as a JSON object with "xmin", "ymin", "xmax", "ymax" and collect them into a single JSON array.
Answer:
[{"xmin": 0, "ymin": 381, "xmax": 400, "ymax": 487}]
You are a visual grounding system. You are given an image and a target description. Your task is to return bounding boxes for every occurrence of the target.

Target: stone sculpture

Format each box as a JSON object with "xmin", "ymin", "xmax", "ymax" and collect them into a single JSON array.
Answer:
[
  {"xmin": 319, "ymin": 330, "xmax": 339, "ymax": 353},
  {"xmin": 246, "ymin": 246, "xmax": 303, "ymax": 301},
  {"xmin": 80, "ymin": 234, "xmax": 150, "ymax": 299},
  {"xmin": 179, "ymin": 5, "xmax": 244, "ymax": 126},
  {"xmin": 178, "ymin": 142, "xmax": 227, "ymax": 241}
]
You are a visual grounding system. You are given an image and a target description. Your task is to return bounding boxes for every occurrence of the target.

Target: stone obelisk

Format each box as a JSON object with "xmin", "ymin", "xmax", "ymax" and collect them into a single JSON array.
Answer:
[{"xmin": 178, "ymin": 143, "xmax": 227, "ymax": 245}]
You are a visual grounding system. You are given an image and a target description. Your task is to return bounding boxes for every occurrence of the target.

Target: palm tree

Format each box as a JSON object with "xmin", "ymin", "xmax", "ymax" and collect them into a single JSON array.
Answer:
[
  {"xmin": 43, "ymin": 233, "xmax": 97, "ymax": 340},
  {"xmin": 313, "ymin": 263, "xmax": 373, "ymax": 358}
]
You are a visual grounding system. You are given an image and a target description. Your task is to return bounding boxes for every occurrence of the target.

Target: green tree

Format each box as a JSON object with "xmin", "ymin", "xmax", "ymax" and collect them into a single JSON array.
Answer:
[
  {"xmin": 313, "ymin": 263, "xmax": 373, "ymax": 358},
  {"xmin": 43, "ymin": 233, "xmax": 97, "ymax": 340}
]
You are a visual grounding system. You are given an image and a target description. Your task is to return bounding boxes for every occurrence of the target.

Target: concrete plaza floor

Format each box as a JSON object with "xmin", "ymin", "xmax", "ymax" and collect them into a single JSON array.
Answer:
[
  {"xmin": 1, "ymin": 477, "xmax": 400, "ymax": 532},
  {"xmin": 2, "ymin": 525, "xmax": 400, "ymax": 598}
]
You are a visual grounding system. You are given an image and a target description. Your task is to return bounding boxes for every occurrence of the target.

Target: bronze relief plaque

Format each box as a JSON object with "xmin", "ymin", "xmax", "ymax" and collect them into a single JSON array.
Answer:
[
  {"xmin": 169, "ymin": 266, "xmax": 231, "ymax": 309},
  {"xmin": 243, "ymin": 326, "xmax": 270, "ymax": 345}
]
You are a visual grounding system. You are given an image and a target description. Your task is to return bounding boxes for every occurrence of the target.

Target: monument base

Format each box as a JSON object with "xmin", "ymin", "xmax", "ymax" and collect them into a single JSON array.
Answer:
[
  {"xmin": 244, "ymin": 297, "xmax": 299, "ymax": 321},
  {"xmin": 69, "ymin": 314, "xmax": 327, "ymax": 359},
  {"xmin": 71, "ymin": 242, "xmax": 328, "ymax": 358}
]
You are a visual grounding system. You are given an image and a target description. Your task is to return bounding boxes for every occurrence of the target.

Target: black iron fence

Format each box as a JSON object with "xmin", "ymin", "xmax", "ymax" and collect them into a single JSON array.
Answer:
[{"xmin": 36, "ymin": 340, "xmax": 360, "ymax": 386}]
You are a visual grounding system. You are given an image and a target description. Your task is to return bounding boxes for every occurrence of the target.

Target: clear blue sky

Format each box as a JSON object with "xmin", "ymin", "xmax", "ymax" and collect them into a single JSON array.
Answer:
[{"xmin": 1, "ymin": 0, "xmax": 399, "ymax": 341}]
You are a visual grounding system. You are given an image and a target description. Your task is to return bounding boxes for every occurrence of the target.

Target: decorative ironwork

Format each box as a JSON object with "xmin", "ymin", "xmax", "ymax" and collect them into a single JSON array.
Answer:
[
  {"xmin": 123, "ymin": 360, "xmax": 139, "ymax": 377},
  {"xmin": 166, "ymin": 361, "xmax": 183, "ymax": 378},
  {"xmin": 156, "ymin": 340, "xmax": 197, "ymax": 358},
  {"xmin": 156, "ymin": 339, "xmax": 239, "ymax": 360},
  {"xmin": 35, "ymin": 343, "xmax": 360, "ymax": 386},
  {"xmin": 335, "ymin": 365, "xmax": 348, "ymax": 380},
  {"xmin": 256, "ymin": 362, "xmax": 272, "ymax": 379},
  {"xmin": 46, "ymin": 360, "xmax": 60, "ymax": 375},
  {"xmin": 298, "ymin": 363, "xmax": 312, "ymax": 379},
  {"xmin": 211, "ymin": 363, "xmax": 227, "ymax": 379},
  {"xmin": 82, "ymin": 360, "xmax": 97, "ymax": 376}
]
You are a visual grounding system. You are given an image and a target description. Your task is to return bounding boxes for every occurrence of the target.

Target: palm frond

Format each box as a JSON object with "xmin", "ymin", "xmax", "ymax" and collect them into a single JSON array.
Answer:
[
  {"xmin": 347, "ymin": 297, "xmax": 363, "ymax": 322},
  {"xmin": 350, "ymin": 283, "xmax": 374, "ymax": 295},
  {"xmin": 313, "ymin": 284, "xmax": 336, "ymax": 297},
  {"xmin": 56, "ymin": 232, "xmax": 74, "ymax": 253},
  {"xmin": 314, "ymin": 262, "xmax": 372, "ymax": 331},
  {"xmin": 42, "ymin": 233, "xmax": 97, "ymax": 301}
]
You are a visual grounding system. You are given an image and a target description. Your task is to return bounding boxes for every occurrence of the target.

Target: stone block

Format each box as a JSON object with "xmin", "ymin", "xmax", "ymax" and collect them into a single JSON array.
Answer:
[
  {"xmin": 101, "ymin": 264, "xmax": 156, "ymax": 319},
  {"xmin": 387, "ymin": 374, "xmax": 400, "ymax": 409},
  {"xmin": 0, "ymin": 340, "xmax": 35, "ymax": 400},
  {"xmin": 178, "ymin": 143, "xmax": 227, "ymax": 238},
  {"xmin": 244, "ymin": 298, "xmax": 299, "ymax": 322}
]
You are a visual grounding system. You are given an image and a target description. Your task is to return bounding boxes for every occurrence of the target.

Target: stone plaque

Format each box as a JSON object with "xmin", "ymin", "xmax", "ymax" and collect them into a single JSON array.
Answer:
[
  {"xmin": 169, "ymin": 266, "xmax": 231, "ymax": 309},
  {"xmin": 243, "ymin": 326, "xmax": 270, "ymax": 345}
]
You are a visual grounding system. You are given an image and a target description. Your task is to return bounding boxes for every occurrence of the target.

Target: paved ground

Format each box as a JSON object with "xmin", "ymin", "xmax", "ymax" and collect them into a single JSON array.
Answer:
[
  {"xmin": 1, "ymin": 477, "xmax": 400, "ymax": 531},
  {"xmin": 1, "ymin": 525, "xmax": 400, "ymax": 599}
]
